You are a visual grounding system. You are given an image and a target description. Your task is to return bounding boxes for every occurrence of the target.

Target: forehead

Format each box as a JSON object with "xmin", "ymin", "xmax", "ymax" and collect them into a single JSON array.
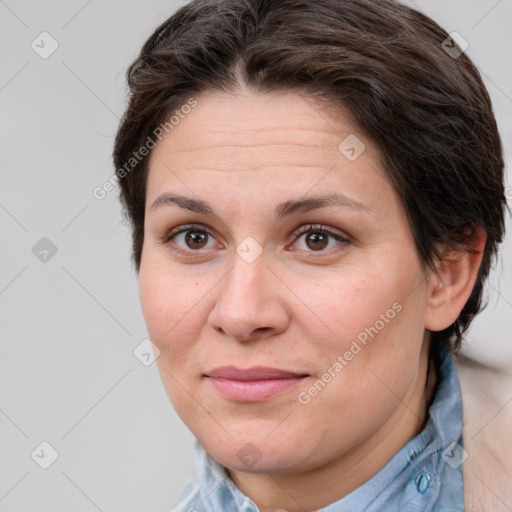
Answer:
[
  {"xmin": 150, "ymin": 90, "xmax": 368, "ymax": 167},
  {"xmin": 145, "ymin": 90, "xmax": 395, "ymax": 216}
]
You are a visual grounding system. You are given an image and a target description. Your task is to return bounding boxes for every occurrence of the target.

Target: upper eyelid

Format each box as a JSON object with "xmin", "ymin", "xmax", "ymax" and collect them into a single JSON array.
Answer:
[
  {"xmin": 164, "ymin": 223, "xmax": 219, "ymax": 242},
  {"xmin": 166, "ymin": 223, "xmax": 344, "ymax": 237},
  {"xmin": 293, "ymin": 224, "xmax": 348, "ymax": 239}
]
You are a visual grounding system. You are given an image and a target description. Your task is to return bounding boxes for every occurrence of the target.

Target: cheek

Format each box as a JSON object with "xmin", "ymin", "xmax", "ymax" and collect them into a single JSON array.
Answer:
[
  {"xmin": 139, "ymin": 265, "xmax": 190, "ymax": 375},
  {"xmin": 139, "ymin": 263, "xmax": 175, "ymax": 342},
  {"xmin": 139, "ymin": 251, "xmax": 207, "ymax": 344},
  {"xmin": 139, "ymin": 260, "xmax": 208, "ymax": 405},
  {"xmin": 301, "ymin": 260, "xmax": 427, "ymax": 394},
  {"xmin": 305, "ymin": 263, "xmax": 415, "ymax": 350},
  {"xmin": 314, "ymin": 275, "xmax": 426, "ymax": 396}
]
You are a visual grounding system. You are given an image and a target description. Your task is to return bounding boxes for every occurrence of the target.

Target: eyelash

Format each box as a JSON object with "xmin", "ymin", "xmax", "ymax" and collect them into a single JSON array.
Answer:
[{"xmin": 161, "ymin": 223, "xmax": 351, "ymax": 258}]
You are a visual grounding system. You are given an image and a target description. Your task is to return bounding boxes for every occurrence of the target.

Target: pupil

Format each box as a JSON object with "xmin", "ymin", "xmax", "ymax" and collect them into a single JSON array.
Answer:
[
  {"xmin": 307, "ymin": 232, "xmax": 327, "ymax": 250},
  {"xmin": 186, "ymin": 231, "xmax": 207, "ymax": 249}
]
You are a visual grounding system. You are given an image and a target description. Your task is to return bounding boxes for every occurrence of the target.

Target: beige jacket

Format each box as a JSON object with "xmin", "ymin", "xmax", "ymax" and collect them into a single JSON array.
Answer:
[{"xmin": 455, "ymin": 353, "xmax": 512, "ymax": 511}]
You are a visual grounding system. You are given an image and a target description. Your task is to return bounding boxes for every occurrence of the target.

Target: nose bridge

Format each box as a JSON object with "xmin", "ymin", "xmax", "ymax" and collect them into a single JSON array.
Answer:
[
  {"xmin": 208, "ymin": 249, "xmax": 289, "ymax": 341},
  {"xmin": 223, "ymin": 251, "xmax": 269, "ymax": 308}
]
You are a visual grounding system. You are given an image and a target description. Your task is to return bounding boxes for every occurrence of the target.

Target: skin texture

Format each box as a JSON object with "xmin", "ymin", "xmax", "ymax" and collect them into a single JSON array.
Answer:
[{"xmin": 139, "ymin": 90, "xmax": 485, "ymax": 512}]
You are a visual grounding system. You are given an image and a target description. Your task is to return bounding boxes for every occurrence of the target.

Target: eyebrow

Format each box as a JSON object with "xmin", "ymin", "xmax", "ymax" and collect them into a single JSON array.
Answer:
[{"xmin": 150, "ymin": 192, "xmax": 370, "ymax": 221}]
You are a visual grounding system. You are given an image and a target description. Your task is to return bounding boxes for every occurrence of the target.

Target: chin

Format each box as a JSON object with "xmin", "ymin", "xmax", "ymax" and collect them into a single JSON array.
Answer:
[{"xmin": 196, "ymin": 428, "xmax": 322, "ymax": 475}]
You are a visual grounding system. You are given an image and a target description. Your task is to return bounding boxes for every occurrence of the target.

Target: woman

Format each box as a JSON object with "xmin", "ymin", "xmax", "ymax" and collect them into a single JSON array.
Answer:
[{"xmin": 113, "ymin": 0, "xmax": 510, "ymax": 510}]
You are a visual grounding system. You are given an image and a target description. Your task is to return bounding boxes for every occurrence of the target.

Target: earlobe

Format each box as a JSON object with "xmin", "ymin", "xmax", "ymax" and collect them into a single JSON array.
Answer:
[{"xmin": 424, "ymin": 227, "xmax": 486, "ymax": 332}]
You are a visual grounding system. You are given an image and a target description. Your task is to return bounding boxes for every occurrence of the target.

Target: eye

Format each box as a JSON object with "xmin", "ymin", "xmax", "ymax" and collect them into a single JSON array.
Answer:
[
  {"xmin": 290, "ymin": 224, "xmax": 350, "ymax": 254},
  {"xmin": 162, "ymin": 224, "xmax": 218, "ymax": 255},
  {"xmin": 161, "ymin": 222, "xmax": 350, "ymax": 258}
]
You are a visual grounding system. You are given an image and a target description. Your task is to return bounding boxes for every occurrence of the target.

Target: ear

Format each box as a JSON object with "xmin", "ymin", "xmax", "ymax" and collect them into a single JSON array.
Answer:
[{"xmin": 424, "ymin": 227, "xmax": 486, "ymax": 332}]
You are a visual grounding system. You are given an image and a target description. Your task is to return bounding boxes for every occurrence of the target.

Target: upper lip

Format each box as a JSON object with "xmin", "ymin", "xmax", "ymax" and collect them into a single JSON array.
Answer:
[{"xmin": 205, "ymin": 366, "xmax": 308, "ymax": 381}]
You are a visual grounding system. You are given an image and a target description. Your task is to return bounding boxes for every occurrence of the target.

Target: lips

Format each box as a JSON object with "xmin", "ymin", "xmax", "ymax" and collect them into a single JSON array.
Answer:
[
  {"xmin": 206, "ymin": 366, "xmax": 307, "ymax": 380},
  {"xmin": 204, "ymin": 366, "xmax": 309, "ymax": 402}
]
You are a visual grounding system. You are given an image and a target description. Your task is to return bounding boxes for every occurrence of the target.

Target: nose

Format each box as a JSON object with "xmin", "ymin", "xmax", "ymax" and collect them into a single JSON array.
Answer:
[{"xmin": 207, "ymin": 254, "xmax": 290, "ymax": 343}]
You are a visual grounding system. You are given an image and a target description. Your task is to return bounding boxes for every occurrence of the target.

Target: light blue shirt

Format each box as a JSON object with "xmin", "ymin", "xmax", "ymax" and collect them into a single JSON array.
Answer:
[{"xmin": 172, "ymin": 343, "xmax": 464, "ymax": 511}]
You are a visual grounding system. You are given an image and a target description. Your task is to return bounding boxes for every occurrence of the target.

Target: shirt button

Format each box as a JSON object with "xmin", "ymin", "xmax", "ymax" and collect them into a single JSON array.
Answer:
[
  {"xmin": 415, "ymin": 471, "xmax": 431, "ymax": 494},
  {"xmin": 407, "ymin": 449, "xmax": 417, "ymax": 462}
]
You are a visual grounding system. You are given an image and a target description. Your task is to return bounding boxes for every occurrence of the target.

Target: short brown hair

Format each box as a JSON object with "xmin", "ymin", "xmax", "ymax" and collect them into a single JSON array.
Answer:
[{"xmin": 113, "ymin": 0, "xmax": 507, "ymax": 350}]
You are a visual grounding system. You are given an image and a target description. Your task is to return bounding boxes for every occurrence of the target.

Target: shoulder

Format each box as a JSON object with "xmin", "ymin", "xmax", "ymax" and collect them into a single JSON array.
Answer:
[{"xmin": 454, "ymin": 352, "xmax": 512, "ymax": 511}]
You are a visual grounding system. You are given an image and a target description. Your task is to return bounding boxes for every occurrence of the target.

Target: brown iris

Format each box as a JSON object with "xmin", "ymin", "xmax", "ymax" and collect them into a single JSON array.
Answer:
[
  {"xmin": 185, "ymin": 231, "xmax": 208, "ymax": 249},
  {"xmin": 305, "ymin": 232, "xmax": 328, "ymax": 250}
]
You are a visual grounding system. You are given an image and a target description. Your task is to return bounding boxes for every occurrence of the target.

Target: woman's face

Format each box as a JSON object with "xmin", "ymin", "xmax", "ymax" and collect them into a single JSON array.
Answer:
[{"xmin": 140, "ymin": 90, "xmax": 433, "ymax": 475}]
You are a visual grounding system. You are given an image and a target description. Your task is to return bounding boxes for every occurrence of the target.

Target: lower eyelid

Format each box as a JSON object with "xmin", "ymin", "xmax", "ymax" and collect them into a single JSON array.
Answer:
[{"xmin": 291, "ymin": 234, "xmax": 349, "ymax": 254}]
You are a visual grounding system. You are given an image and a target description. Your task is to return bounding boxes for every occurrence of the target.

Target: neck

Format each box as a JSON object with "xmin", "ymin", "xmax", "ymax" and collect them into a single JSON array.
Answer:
[{"xmin": 228, "ymin": 342, "xmax": 438, "ymax": 512}]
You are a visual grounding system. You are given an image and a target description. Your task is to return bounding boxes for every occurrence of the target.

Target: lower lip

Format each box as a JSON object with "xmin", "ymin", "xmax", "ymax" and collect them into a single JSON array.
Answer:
[{"xmin": 207, "ymin": 376, "xmax": 307, "ymax": 402}]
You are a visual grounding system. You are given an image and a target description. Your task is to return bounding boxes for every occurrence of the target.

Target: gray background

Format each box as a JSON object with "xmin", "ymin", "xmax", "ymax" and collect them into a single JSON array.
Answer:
[{"xmin": 1, "ymin": 1, "xmax": 511, "ymax": 511}]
